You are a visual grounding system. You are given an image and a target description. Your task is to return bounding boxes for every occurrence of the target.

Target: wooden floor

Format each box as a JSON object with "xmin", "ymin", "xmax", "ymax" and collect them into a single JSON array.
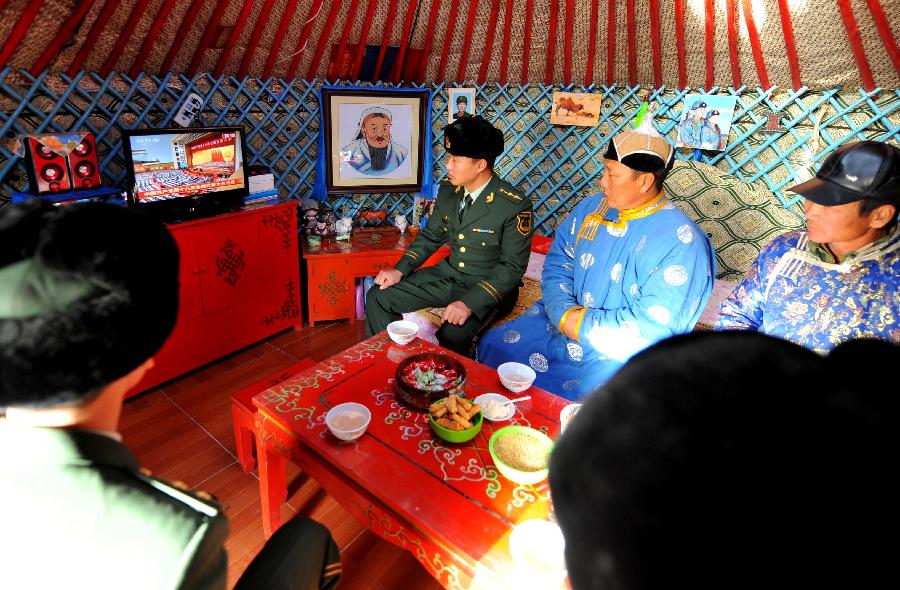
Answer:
[{"xmin": 120, "ymin": 319, "xmax": 443, "ymax": 590}]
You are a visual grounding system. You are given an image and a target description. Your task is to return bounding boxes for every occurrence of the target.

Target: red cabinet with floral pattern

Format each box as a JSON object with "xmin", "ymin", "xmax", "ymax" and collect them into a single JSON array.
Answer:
[{"xmin": 131, "ymin": 201, "xmax": 300, "ymax": 397}]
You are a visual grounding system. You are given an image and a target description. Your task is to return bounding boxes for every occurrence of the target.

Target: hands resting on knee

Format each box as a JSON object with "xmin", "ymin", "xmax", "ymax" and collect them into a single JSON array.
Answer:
[{"xmin": 442, "ymin": 301, "xmax": 472, "ymax": 325}]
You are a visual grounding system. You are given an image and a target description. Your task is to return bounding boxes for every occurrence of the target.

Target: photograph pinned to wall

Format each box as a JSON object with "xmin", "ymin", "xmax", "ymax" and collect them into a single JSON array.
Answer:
[
  {"xmin": 322, "ymin": 87, "xmax": 429, "ymax": 193},
  {"xmin": 550, "ymin": 92, "xmax": 601, "ymax": 126},
  {"xmin": 676, "ymin": 94, "xmax": 738, "ymax": 151},
  {"xmin": 447, "ymin": 87, "xmax": 476, "ymax": 123}
]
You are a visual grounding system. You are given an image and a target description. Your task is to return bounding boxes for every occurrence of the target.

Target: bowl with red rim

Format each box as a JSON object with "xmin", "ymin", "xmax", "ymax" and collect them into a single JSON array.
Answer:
[{"xmin": 394, "ymin": 352, "xmax": 467, "ymax": 411}]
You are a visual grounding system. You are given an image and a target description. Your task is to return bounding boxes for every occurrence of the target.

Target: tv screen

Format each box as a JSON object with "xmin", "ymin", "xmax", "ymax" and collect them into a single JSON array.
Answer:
[{"xmin": 122, "ymin": 126, "xmax": 249, "ymax": 216}]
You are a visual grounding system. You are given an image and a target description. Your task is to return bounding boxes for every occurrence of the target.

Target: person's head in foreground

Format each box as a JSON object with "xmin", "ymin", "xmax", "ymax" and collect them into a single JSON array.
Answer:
[
  {"xmin": 549, "ymin": 331, "xmax": 898, "ymax": 590},
  {"xmin": 791, "ymin": 140, "xmax": 899, "ymax": 261},
  {"xmin": 0, "ymin": 200, "xmax": 178, "ymax": 422},
  {"xmin": 601, "ymin": 111, "xmax": 675, "ymax": 210},
  {"xmin": 443, "ymin": 114, "xmax": 504, "ymax": 187}
]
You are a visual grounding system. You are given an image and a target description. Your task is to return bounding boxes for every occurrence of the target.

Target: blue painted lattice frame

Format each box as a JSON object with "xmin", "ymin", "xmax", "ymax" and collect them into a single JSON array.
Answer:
[{"xmin": 1, "ymin": 69, "xmax": 898, "ymax": 235}]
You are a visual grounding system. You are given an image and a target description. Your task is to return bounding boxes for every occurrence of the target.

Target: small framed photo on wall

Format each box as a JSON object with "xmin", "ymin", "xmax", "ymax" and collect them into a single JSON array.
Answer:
[
  {"xmin": 447, "ymin": 87, "xmax": 476, "ymax": 123},
  {"xmin": 322, "ymin": 87, "xmax": 429, "ymax": 194}
]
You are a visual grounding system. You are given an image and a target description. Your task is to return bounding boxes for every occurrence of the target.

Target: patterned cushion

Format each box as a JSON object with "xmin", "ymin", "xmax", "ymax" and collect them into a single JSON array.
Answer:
[{"xmin": 663, "ymin": 160, "xmax": 805, "ymax": 281}]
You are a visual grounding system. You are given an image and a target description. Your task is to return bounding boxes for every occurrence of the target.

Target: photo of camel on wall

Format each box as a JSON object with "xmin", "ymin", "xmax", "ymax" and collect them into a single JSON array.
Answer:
[{"xmin": 550, "ymin": 92, "xmax": 601, "ymax": 127}]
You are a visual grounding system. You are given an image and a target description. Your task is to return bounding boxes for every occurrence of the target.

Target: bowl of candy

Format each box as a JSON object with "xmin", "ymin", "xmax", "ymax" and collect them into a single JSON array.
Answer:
[{"xmin": 395, "ymin": 352, "xmax": 467, "ymax": 411}]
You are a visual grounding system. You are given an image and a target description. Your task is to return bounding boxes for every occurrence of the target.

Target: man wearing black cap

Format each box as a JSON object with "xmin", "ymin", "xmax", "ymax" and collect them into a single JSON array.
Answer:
[
  {"xmin": 717, "ymin": 140, "xmax": 899, "ymax": 351},
  {"xmin": 478, "ymin": 111, "xmax": 714, "ymax": 400},
  {"xmin": 365, "ymin": 115, "xmax": 532, "ymax": 356},
  {"xmin": 0, "ymin": 202, "xmax": 341, "ymax": 589}
]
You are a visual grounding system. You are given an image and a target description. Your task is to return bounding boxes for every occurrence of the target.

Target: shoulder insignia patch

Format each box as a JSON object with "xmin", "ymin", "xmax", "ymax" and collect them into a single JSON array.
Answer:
[
  {"xmin": 500, "ymin": 188, "xmax": 523, "ymax": 201},
  {"xmin": 486, "ymin": 192, "xmax": 494, "ymax": 203},
  {"xmin": 516, "ymin": 211, "xmax": 533, "ymax": 235}
]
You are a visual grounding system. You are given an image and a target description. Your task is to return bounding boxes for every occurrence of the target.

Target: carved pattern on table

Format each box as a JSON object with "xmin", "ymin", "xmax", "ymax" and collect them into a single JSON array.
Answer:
[
  {"xmin": 318, "ymin": 270, "xmax": 349, "ymax": 305},
  {"xmin": 365, "ymin": 505, "xmax": 466, "ymax": 590},
  {"xmin": 215, "ymin": 238, "xmax": 245, "ymax": 286},
  {"xmin": 262, "ymin": 278, "xmax": 300, "ymax": 325},
  {"xmin": 261, "ymin": 208, "xmax": 294, "ymax": 251},
  {"xmin": 258, "ymin": 359, "xmax": 346, "ymax": 412}
]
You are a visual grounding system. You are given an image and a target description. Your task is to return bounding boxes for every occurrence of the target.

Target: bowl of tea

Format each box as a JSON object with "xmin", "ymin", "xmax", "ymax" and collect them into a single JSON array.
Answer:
[
  {"xmin": 324, "ymin": 402, "xmax": 371, "ymax": 441},
  {"xmin": 497, "ymin": 362, "xmax": 536, "ymax": 393},
  {"xmin": 387, "ymin": 320, "xmax": 419, "ymax": 345}
]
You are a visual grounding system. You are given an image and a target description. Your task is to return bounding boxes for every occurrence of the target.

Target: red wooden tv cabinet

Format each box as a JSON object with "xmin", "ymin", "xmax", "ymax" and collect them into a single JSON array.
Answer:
[{"xmin": 132, "ymin": 200, "xmax": 301, "ymax": 397}]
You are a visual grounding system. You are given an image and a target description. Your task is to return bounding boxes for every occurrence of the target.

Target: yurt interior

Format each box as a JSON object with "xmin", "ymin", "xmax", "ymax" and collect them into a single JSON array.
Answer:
[{"xmin": 1, "ymin": 1, "xmax": 897, "ymax": 589}]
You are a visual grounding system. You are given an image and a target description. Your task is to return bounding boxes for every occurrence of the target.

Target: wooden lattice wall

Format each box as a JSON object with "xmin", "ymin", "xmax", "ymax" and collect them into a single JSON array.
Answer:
[{"xmin": 1, "ymin": 69, "xmax": 898, "ymax": 235}]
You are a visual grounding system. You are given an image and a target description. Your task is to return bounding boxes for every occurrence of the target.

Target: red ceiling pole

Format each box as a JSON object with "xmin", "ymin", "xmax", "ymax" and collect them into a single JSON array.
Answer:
[
  {"xmin": 740, "ymin": 0, "xmax": 770, "ymax": 89},
  {"xmin": 704, "ymin": 0, "xmax": 714, "ymax": 89},
  {"xmin": 304, "ymin": 0, "xmax": 341, "ymax": 79},
  {"xmin": 68, "ymin": 0, "xmax": 118, "ymax": 75},
  {"xmin": 437, "ymin": 0, "xmax": 460, "ymax": 82},
  {"xmin": 187, "ymin": 2, "xmax": 230, "ymax": 78},
  {"xmin": 649, "ymin": 0, "xmax": 662, "ymax": 88},
  {"xmin": 606, "ymin": 0, "xmax": 616, "ymax": 85},
  {"xmin": 521, "ymin": 0, "xmax": 534, "ymax": 84},
  {"xmin": 457, "ymin": 0, "xmax": 480, "ymax": 82},
  {"xmin": 477, "ymin": 0, "xmax": 500, "ymax": 84},
  {"xmin": 100, "ymin": 0, "xmax": 151, "ymax": 77},
  {"xmin": 865, "ymin": 0, "xmax": 900, "ymax": 76},
  {"xmin": 584, "ymin": 0, "xmax": 599, "ymax": 85},
  {"xmin": 674, "ymin": 0, "xmax": 687, "ymax": 89},
  {"xmin": 372, "ymin": 0, "xmax": 399, "ymax": 81},
  {"xmin": 498, "ymin": 0, "xmax": 513, "ymax": 84},
  {"xmin": 331, "ymin": 0, "xmax": 361, "ymax": 80},
  {"xmin": 352, "ymin": 0, "xmax": 379, "ymax": 81},
  {"xmin": 214, "ymin": 0, "xmax": 257, "ymax": 78},
  {"xmin": 725, "ymin": 0, "xmax": 741, "ymax": 88},
  {"xmin": 626, "ymin": 0, "xmax": 636, "ymax": 86},
  {"xmin": 391, "ymin": 0, "xmax": 419, "ymax": 83},
  {"xmin": 417, "ymin": 0, "xmax": 443, "ymax": 82},
  {"xmin": 545, "ymin": 0, "xmax": 559, "ymax": 84},
  {"xmin": 563, "ymin": 0, "xmax": 573, "ymax": 85},
  {"xmin": 238, "ymin": 0, "xmax": 279, "ymax": 78},
  {"xmin": 31, "ymin": 0, "xmax": 96, "ymax": 75},
  {"xmin": 160, "ymin": 1, "xmax": 206, "ymax": 74},
  {"xmin": 287, "ymin": 0, "xmax": 325, "ymax": 79},
  {"xmin": 0, "ymin": 0, "xmax": 45, "ymax": 69},
  {"xmin": 837, "ymin": 0, "xmax": 876, "ymax": 91},
  {"xmin": 129, "ymin": 0, "xmax": 179, "ymax": 78},
  {"xmin": 262, "ymin": 0, "xmax": 299, "ymax": 79},
  {"xmin": 775, "ymin": 0, "xmax": 801, "ymax": 90}
]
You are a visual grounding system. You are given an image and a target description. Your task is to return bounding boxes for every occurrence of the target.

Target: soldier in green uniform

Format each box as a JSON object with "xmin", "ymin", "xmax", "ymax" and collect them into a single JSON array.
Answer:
[
  {"xmin": 0, "ymin": 202, "xmax": 341, "ymax": 590},
  {"xmin": 366, "ymin": 115, "xmax": 533, "ymax": 356}
]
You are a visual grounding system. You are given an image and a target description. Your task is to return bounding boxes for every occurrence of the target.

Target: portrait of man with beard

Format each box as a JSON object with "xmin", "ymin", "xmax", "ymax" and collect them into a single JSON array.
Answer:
[{"xmin": 342, "ymin": 106, "xmax": 409, "ymax": 176}]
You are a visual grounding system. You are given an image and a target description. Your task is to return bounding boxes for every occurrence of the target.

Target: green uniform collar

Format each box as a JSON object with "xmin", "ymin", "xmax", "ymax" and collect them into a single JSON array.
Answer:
[{"xmin": 808, "ymin": 225, "xmax": 898, "ymax": 264}]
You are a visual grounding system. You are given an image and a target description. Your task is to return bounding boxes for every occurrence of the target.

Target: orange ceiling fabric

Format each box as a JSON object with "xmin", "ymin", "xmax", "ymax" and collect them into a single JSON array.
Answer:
[{"xmin": 0, "ymin": 0, "xmax": 897, "ymax": 90}]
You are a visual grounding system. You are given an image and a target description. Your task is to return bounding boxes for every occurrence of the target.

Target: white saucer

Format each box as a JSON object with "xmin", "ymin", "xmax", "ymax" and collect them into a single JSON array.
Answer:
[{"xmin": 474, "ymin": 393, "xmax": 515, "ymax": 422}]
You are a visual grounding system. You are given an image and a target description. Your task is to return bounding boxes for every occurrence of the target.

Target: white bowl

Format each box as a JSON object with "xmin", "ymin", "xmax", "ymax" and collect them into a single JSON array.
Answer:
[
  {"xmin": 509, "ymin": 519, "xmax": 567, "ymax": 583},
  {"xmin": 387, "ymin": 320, "xmax": 419, "ymax": 345},
  {"xmin": 559, "ymin": 403, "xmax": 583, "ymax": 432},
  {"xmin": 474, "ymin": 393, "xmax": 516, "ymax": 422},
  {"xmin": 497, "ymin": 362, "xmax": 536, "ymax": 393},
  {"xmin": 324, "ymin": 402, "xmax": 371, "ymax": 441}
]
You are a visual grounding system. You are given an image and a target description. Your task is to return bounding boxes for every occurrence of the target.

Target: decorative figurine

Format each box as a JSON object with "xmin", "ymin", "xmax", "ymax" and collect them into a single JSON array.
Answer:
[
  {"xmin": 393, "ymin": 213, "xmax": 408, "ymax": 234},
  {"xmin": 335, "ymin": 215, "xmax": 353, "ymax": 241}
]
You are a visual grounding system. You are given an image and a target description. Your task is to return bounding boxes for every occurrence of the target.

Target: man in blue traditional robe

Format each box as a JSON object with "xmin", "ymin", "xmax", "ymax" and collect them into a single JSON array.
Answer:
[
  {"xmin": 477, "ymin": 112, "xmax": 715, "ymax": 400},
  {"xmin": 717, "ymin": 141, "xmax": 899, "ymax": 351}
]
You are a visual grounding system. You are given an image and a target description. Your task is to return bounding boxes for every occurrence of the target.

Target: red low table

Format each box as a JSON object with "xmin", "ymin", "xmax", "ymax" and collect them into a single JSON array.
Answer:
[{"xmin": 252, "ymin": 333, "xmax": 571, "ymax": 589}]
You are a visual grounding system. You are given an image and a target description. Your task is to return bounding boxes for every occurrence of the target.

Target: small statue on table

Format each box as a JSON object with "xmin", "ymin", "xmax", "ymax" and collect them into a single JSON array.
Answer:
[{"xmin": 393, "ymin": 213, "xmax": 408, "ymax": 234}]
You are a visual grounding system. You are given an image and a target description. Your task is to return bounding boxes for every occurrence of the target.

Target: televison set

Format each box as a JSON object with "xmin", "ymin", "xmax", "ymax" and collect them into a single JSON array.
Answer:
[{"xmin": 122, "ymin": 126, "xmax": 249, "ymax": 219}]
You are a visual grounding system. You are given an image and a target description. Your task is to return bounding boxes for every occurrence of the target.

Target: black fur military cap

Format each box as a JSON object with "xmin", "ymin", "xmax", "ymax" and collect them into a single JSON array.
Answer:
[{"xmin": 443, "ymin": 115, "xmax": 504, "ymax": 161}]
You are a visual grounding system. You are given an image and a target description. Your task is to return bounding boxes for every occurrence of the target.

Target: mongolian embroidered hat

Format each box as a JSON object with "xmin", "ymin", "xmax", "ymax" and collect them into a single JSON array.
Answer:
[
  {"xmin": 443, "ymin": 115, "xmax": 504, "ymax": 161},
  {"xmin": 603, "ymin": 108, "xmax": 675, "ymax": 173},
  {"xmin": 789, "ymin": 141, "xmax": 900, "ymax": 207}
]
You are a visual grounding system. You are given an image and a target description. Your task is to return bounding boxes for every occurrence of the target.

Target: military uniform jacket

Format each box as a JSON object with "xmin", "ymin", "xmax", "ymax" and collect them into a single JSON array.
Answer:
[
  {"xmin": 0, "ymin": 423, "xmax": 228, "ymax": 590},
  {"xmin": 394, "ymin": 175, "xmax": 533, "ymax": 319}
]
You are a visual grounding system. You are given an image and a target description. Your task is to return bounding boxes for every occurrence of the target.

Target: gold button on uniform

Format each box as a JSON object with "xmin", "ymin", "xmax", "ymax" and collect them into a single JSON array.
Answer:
[
  {"xmin": 458, "ymin": 261, "xmax": 465, "ymax": 268},
  {"xmin": 458, "ymin": 234, "xmax": 465, "ymax": 240},
  {"xmin": 460, "ymin": 246, "xmax": 466, "ymax": 252}
]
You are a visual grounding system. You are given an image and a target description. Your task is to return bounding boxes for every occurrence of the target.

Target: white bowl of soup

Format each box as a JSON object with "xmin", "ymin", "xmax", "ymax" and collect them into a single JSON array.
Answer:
[
  {"xmin": 387, "ymin": 320, "xmax": 419, "ymax": 345},
  {"xmin": 497, "ymin": 362, "xmax": 536, "ymax": 393},
  {"xmin": 325, "ymin": 402, "xmax": 371, "ymax": 441}
]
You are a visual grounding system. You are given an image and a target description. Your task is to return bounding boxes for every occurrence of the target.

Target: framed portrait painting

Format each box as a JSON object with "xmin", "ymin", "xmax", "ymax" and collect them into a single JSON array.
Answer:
[
  {"xmin": 322, "ymin": 87, "xmax": 429, "ymax": 194},
  {"xmin": 447, "ymin": 87, "xmax": 476, "ymax": 123}
]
